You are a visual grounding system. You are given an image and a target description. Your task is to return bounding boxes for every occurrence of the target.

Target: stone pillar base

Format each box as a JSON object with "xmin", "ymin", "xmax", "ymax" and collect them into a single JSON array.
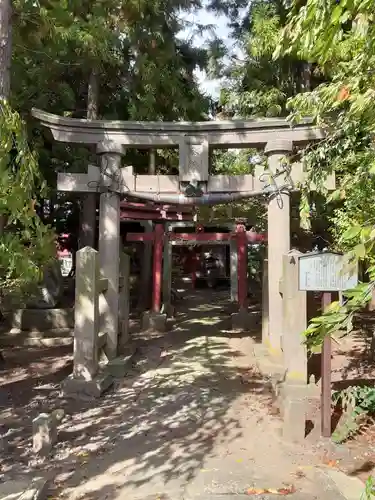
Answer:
[
  {"xmin": 162, "ymin": 303, "xmax": 175, "ymax": 318},
  {"xmin": 62, "ymin": 372, "xmax": 113, "ymax": 399},
  {"xmin": 106, "ymin": 346, "xmax": 136, "ymax": 378},
  {"xmin": 279, "ymin": 381, "xmax": 307, "ymax": 443},
  {"xmin": 142, "ymin": 311, "xmax": 167, "ymax": 332}
]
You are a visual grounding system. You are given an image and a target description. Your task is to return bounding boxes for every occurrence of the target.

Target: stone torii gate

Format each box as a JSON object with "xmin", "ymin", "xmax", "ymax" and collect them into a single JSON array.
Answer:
[{"xmin": 32, "ymin": 108, "xmax": 335, "ymax": 355}]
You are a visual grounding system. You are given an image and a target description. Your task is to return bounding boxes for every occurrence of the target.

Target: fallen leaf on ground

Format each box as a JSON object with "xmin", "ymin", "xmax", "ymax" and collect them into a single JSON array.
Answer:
[
  {"xmin": 292, "ymin": 469, "xmax": 306, "ymax": 478},
  {"xmin": 75, "ymin": 451, "xmax": 90, "ymax": 458},
  {"xmin": 322, "ymin": 458, "xmax": 339, "ymax": 468},
  {"xmin": 246, "ymin": 485, "xmax": 296, "ymax": 495}
]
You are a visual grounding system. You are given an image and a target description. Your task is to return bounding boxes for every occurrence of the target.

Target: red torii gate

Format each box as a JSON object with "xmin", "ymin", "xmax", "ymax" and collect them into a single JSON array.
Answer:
[
  {"xmin": 126, "ymin": 223, "xmax": 265, "ymax": 314},
  {"xmin": 121, "ymin": 201, "xmax": 195, "ymax": 310},
  {"xmin": 120, "ymin": 201, "xmax": 194, "ymax": 221}
]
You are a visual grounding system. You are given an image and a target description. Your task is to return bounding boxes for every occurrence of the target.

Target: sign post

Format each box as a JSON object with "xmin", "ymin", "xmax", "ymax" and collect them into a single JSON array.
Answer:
[
  {"xmin": 321, "ymin": 291, "xmax": 332, "ymax": 438},
  {"xmin": 298, "ymin": 252, "xmax": 358, "ymax": 438}
]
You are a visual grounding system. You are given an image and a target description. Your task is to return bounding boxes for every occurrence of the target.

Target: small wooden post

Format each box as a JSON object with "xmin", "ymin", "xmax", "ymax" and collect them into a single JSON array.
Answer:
[
  {"xmin": 261, "ymin": 256, "xmax": 269, "ymax": 344},
  {"xmin": 236, "ymin": 223, "xmax": 247, "ymax": 310},
  {"xmin": 162, "ymin": 234, "xmax": 173, "ymax": 314},
  {"xmin": 321, "ymin": 291, "xmax": 332, "ymax": 438},
  {"xmin": 152, "ymin": 223, "xmax": 164, "ymax": 313}
]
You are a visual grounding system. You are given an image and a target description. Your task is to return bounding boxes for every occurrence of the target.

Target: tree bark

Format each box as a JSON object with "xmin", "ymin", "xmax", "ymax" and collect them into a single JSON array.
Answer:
[
  {"xmin": 79, "ymin": 68, "xmax": 99, "ymax": 249},
  {"xmin": 0, "ymin": 0, "xmax": 11, "ymax": 100},
  {"xmin": 0, "ymin": 0, "xmax": 12, "ymax": 237},
  {"xmin": 87, "ymin": 68, "xmax": 99, "ymax": 120},
  {"xmin": 301, "ymin": 63, "xmax": 312, "ymax": 92},
  {"xmin": 0, "ymin": 0, "xmax": 11, "ymax": 361}
]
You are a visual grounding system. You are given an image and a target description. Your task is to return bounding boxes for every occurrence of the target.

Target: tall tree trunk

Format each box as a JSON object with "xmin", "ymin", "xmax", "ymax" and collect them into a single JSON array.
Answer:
[
  {"xmin": 87, "ymin": 68, "xmax": 99, "ymax": 121},
  {"xmin": 0, "ymin": 0, "xmax": 12, "ymax": 236},
  {"xmin": 0, "ymin": 0, "xmax": 11, "ymax": 100},
  {"xmin": 301, "ymin": 63, "xmax": 312, "ymax": 92},
  {"xmin": 79, "ymin": 68, "xmax": 99, "ymax": 249},
  {"xmin": 0, "ymin": 0, "xmax": 11, "ymax": 362}
]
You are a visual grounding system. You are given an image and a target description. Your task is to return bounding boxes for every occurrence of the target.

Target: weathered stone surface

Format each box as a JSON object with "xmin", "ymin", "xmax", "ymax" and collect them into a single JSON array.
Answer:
[
  {"xmin": 314, "ymin": 468, "xmax": 361, "ymax": 500},
  {"xmin": 73, "ymin": 247, "xmax": 99, "ymax": 380},
  {"xmin": 0, "ymin": 329, "xmax": 73, "ymax": 347},
  {"xmin": 3, "ymin": 308, "xmax": 74, "ymax": 331},
  {"xmin": 231, "ymin": 308, "xmax": 252, "ymax": 331},
  {"xmin": 179, "ymin": 136, "xmax": 209, "ymax": 182},
  {"xmin": 32, "ymin": 108, "xmax": 325, "ymax": 147},
  {"xmin": 33, "ymin": 413, "xmax": 57, "ymax": 456},
  {"xmin": 32, "ymin": 409, "xmax": 64, "ymax": 457},
  {"xmin": 282, "ymin": 251, "xmax": 307, "ymax": 383},
  {"xmin": 98, "ymin": 191, "xmax": 121, "ymax": 360},
  {"xmin": 119, "ymin": 252, "xmax": 130, "ymax": 347},
  {"xmin": 0, "ymin": 428, "xmax": 18, "ymax": 452},
  {"xmin": 253, "ymin": 344, "xmax": 286, "ymax": 382},
  {"xmin": 26, "ymin": 260, "xmax": 64, "ymax": 309},
  {"xmin": 141, "ymin": 311, "xmax": 167, "ymax": 332},
  {"xmin": 106, "ymin": 346, "xmax": 136, "ymax": 378},
  {"xmin": 163, "ymin": 303, "xmax": 175, "ymax": 318},
  {"xmin": 282, "ymin": 395, "xmax": 306, "ymax": 443},
  {"xmin": 62, "ymin": 371, "xmax": 113, "ymax": 399},
  {"xmin": 0, "ymin": 477, "xmax": 48, "ymax": 500}
]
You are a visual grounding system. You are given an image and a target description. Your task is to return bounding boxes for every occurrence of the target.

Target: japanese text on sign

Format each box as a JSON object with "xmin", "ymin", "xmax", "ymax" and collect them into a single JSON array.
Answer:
[{"xmin": 298, "ymin": 252, "xmax": 358, "ymax": 292}]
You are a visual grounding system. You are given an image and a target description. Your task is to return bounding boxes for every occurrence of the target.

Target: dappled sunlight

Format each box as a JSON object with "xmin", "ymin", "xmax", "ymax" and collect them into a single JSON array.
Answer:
[
  {"xmin": 0, "ymin": 288, "xmax": 284, "ymax": 500},
  {"xmin": 179, "ymin": 316, "xmax": 223, "ymax": 325},
  {"xmin": 188, "ymin": 304, "xmax": 226, "ymax": 312},
  {"xmin": 45, "ymin": 288, "xmax": 275, "ymax": 499}
]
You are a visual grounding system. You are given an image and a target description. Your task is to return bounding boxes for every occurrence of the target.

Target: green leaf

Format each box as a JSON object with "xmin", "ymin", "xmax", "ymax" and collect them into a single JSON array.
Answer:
[
  {"xmin": 310, "ymin": 345, "xmax": 322, "ymax": 354},
  {"xmin": 331, "ymin": 5, "xmax": 343, "ymax": 24},
  {"xmin": 342, "ymin": 225, "xmax": 362, "ymax": 241},
  {"xmin": 353, "ymin": 243, "xmax": 366, "ymax": 259}
]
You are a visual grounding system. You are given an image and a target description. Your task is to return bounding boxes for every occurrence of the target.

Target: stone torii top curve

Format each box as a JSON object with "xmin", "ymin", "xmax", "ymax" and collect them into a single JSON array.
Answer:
[{"xmin": 31, "ymin": 108, "xmax": 324, "ymax": 148}]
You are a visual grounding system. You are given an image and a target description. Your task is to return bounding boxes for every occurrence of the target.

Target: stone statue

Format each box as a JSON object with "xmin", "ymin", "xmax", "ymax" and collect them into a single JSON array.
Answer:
[{"xmin": 27, "ymin": 260, "xmax": 64, "ymax": 309}]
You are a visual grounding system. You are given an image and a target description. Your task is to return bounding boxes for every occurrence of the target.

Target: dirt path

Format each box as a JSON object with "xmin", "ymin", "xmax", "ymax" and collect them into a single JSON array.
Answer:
[{"xmin": 23, "ymin": 289, "xmax": 335, "ymax": 500}]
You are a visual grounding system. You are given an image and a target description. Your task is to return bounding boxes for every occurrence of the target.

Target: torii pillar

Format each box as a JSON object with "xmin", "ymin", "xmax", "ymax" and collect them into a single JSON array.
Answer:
[
  {"xmin": 97, "ymin": 141, "xmax": 125, "ymax": 360},
  {"xmin": 138, "ymin": 220, "xmax": 153, "ymax": 310},
  {"xmin": 264, "ymin": 140, "xmax": 293, "ymax": 355}
]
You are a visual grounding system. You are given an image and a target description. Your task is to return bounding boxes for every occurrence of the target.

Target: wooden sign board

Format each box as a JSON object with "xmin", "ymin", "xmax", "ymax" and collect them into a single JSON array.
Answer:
[{"xmin": 298, "ymin": 252, "xmax": 358, "ymax": 292}]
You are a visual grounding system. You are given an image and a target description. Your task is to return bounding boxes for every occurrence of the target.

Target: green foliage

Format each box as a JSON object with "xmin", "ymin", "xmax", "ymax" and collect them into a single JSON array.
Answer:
[
  {"xmin": 199, "ymin": 149, "xmax": 266, "ymax": 226},
  {"xmin": 274, "ymin": 0, "xmax": 375, "ymax": 348},
  {"xmin": 217, "ymin": 0, "xmax": 316, "ymax": 119},
  {"xmin": 0, "ymin": 99, "xmax": 55, "ymax": 300},
  {"xmin": 12, "ymin": 0, "xmax": 211, "ymax": 122},
  {"xmin": 6, "ymin": 0, "xmax": 219, "ymax": 263},
  {"xmin": 332, "ymin": 385, "xmax": 375, "ymax": 444},
  {"xmin": 363, "ymin": 476, "xmax": 375, "ymax": 500}
]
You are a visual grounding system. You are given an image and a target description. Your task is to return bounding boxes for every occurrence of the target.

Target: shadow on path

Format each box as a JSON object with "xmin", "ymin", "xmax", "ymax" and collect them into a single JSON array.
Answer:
[
  {"xmin": 50, "ymin": 289, "xmax": 276, "ymax": 499},
  {"xmin": 2, "ymin": 289, "xmax": 325, "ymax": 500}
]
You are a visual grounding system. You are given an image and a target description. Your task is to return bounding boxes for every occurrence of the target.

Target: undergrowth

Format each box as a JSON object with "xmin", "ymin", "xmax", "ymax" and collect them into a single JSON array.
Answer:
[
  {"xmin": 332, "ymin": 386, "xmax": 375, "ymax": 444},
  {"xmin": 362, "ymin": 476, "xmax": 375, "ymax": 499}
]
